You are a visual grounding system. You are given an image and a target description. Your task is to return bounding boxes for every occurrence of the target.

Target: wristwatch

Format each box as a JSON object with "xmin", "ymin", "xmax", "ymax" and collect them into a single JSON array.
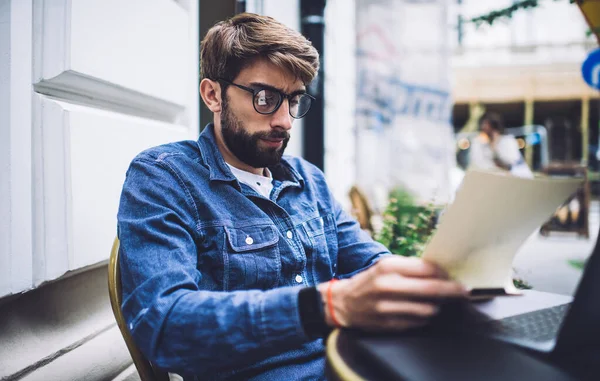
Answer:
[{"xmin": 298, "ymin": 286, "xmax": 332, "ymax": 338}]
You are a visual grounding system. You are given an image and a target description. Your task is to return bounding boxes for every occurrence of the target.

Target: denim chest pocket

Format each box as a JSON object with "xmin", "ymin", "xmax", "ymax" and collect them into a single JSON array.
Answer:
[
  {"xmin": 301, "ymin": 213, "xmax": 338, "ymax": 282},
  {"xmin": 223, "ymin": 225, "xmax": 281, "ymax": 291}
]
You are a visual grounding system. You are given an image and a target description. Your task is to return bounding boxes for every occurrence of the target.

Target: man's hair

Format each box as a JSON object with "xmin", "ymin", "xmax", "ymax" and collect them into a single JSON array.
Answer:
[
  {"xmin": 200, "ymin": 13, "xmax": 320, "ymax": 85},
  {"xmin": 479, "ymin": 112, "xmax": 505, "ymax": 134}
]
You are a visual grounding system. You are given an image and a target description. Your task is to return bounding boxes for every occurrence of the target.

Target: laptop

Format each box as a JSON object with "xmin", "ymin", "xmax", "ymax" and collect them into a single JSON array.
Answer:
[
  {"xmin": 347, "ymin": 231, "xmax": 600, "ymax": 380},
  {"xmin": 453, "ymin": 224, "xmax": 600, "ymax": 356},
  {"xmin": 353, "ymin": 224, "xmax": 600, "ymax": 373},
  {"xmin": 415, "ymin": 170, "xmax": 597, "ymax": 355}
]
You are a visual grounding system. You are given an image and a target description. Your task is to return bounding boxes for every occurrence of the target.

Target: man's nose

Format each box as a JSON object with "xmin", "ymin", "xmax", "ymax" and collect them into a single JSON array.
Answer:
[{"xmin": 270, "ymin": 99, "xmax": 293, "ymax": 131}]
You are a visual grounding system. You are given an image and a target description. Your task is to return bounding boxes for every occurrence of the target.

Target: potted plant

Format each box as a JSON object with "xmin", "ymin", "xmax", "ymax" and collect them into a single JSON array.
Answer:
[{"xmin": 375, "ymin": 188, "xmax": 437, "ymax": 258}]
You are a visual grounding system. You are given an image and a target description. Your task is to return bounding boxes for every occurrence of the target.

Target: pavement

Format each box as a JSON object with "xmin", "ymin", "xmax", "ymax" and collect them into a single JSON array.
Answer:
[{"xmin": 512, "ymin": 201, "xmax": 599, "ymax": 296}]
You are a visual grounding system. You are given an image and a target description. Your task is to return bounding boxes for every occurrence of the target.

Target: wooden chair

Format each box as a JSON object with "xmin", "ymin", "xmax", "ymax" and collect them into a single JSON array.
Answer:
[
  {"xmin": 348, "ymin": 186, "xmax": 374, "ymax": 235},
  {"xmin": 108, "ymin": 238, "xmax": 170, "ymax": 381}
]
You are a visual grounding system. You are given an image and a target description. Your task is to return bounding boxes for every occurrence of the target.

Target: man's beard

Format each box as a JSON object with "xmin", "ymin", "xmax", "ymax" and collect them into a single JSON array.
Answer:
[{"xmin": 220, "ymin": 99, "xmax": 290, "ymax": 168}]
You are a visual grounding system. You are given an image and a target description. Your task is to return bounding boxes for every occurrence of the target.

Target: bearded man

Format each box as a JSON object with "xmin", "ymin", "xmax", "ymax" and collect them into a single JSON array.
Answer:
[{"xmin": 117, "ymin": 13, "xmax": 465, "ymax": 381}]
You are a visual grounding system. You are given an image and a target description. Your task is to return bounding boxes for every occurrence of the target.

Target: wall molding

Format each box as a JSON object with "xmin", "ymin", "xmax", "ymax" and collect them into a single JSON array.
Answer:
[
  {"xmin": 32, "ymin": 94, "xmax": 72, "ymax": 285},
  {"xmin": 34, "ymin": 71, "xmax": 186, "ymax": 124},
  {"xmin": 32, "ymin": 0, "xmax": 71, "ymax": 82}
]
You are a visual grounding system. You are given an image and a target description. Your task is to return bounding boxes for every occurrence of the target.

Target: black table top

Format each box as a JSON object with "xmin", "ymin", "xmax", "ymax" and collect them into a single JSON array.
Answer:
[{"xmin": 326, "ymin": 328, "xmax": 589, "ymax": 381}]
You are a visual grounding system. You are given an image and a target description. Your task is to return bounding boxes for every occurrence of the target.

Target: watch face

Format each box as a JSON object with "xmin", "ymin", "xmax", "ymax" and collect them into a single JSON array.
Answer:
[{"xmin": 299, "ymin": 287, "xmax": 330, "ymax": 337}]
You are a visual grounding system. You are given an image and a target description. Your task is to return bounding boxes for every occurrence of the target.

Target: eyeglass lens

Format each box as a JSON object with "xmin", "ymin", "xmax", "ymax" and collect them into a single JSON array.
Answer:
[{"xmin": 254, "ymin": 89, "xmax": 312, "ymax": 118}]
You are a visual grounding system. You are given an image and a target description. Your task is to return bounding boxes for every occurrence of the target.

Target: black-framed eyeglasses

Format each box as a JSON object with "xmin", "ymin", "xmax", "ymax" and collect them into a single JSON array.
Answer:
[{"xmin": 218, "ymin": 78, "xmax": 314, "ymax": 119}]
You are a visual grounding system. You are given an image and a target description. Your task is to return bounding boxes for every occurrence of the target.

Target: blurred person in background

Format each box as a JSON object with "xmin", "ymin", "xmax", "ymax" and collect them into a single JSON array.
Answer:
[{"xmin": 468, "ymin": 112, "xmax": 533, "ymax": 178}]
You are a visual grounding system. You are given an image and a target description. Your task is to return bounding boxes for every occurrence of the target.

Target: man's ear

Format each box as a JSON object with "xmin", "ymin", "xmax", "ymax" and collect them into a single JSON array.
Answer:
[{"xmin": 200, "ymin": 79, "xmax": 223, "ymax": 113}]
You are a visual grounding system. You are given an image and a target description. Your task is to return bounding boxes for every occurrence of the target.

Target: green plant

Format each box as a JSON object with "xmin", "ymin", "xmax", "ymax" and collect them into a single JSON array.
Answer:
[
  {"xmin": 513, "ymin": 278, "xmax": 533, "ymax": 290},
  {"xmin": 568, "ymin": 259, "xmax": 586, "ymax": 270},
  {"xmin": 469, "ymin": 0, "xmax": 580, "ymax": 28},
  {"xmin": 469, "ymin": 0, "xmax": 598, "ymax": 39},
  {"xmin": 375, "ymin": 188, "xmax": 438, "ymax": 257}
]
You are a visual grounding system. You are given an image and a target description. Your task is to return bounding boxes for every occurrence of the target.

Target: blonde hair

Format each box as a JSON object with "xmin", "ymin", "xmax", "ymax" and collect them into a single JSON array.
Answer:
[{"xmin": 200, "ymin": 13, "xmax": 320, "ymax": 85}]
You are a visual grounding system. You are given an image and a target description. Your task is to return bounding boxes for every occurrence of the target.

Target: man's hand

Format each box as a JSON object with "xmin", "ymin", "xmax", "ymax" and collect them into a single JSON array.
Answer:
[
  {"xmin": 488, "ymin": 130, "xmax": 501, "ymax": 148},
  {"xmin": 318, "ymin": 256, "xmax": 467, "ymax": 332}
]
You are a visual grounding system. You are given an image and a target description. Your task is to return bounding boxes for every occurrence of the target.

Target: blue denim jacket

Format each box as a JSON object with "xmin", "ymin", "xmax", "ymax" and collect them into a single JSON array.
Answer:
[{"xmin": 117, "ymin": 124, "xmax": 390, "ymax": 380}]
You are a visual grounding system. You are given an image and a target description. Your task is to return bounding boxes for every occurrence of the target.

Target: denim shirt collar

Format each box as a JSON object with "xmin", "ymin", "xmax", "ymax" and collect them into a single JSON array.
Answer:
[{"xmin": 196, "ymin": 123, "xmax": 304, "ymax": 189}]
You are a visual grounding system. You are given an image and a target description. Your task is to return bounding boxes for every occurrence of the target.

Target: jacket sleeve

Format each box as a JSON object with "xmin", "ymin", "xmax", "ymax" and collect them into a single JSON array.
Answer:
[
  {"xmin": 117, "ymin": 157, "xmax": 310, "ymax": 376},
  {"xmin": 331, "ymin": 194, "xmax": 391, "ymax": 278}
]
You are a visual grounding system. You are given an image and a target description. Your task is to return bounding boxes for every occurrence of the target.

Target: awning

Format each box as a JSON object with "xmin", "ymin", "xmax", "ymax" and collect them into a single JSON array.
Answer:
[{"xmin": 578, "ymin": 0, "xmax": 600, "ymax": 44}]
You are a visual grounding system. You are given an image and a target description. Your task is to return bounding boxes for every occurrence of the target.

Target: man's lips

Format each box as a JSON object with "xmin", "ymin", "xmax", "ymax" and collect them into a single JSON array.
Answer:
[{"xmin": 260, "ymin": 138, "xmax": 284, "ymax": 147}]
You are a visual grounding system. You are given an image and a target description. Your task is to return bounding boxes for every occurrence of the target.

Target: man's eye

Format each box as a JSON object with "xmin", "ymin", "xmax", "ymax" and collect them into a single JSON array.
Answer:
[
  {"xmin": 256, "ymin": 90, "xmax": 278, "ymax": 107},
  {"xmin": 256, "ymin": 93, "xmax": 269, "ymax": 106},
  {"xmin": 258, "ymin": 97, "xmax": 275, "ymax": 107}
]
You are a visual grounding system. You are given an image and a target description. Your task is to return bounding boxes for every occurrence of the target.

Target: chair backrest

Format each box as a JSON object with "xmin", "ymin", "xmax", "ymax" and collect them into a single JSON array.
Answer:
[
  {"xmin": 348, "ymin": 186, "xmax": 374, "ymax": 235},
  {"xmin": 108, "ymin": 238, "xmax": 170, "ymax": 381}
]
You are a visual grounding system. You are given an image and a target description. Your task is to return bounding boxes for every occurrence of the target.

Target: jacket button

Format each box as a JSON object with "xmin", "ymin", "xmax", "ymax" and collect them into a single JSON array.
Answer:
[
  {"xmin": 245, "ymin": 236, "xmax": 253, "ymax": 245},
  {"xmin": 295, "ymin": 275, "xmax": 303, "ymax": 283},
  {"xmin": 286, "ymin": 231, "xmax": 293, "ymax": 239}
]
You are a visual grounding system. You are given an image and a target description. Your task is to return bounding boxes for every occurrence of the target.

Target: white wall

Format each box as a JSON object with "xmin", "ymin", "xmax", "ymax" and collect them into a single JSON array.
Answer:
[
  {"xmin": 0, "ymin": 0, "xmax": 34, "ymax": 296},
  {"xmin": 324, "ymin": 0, "xmax": 357, "ymax": 210},
  {"xmin": 1, "ymin": 0, "xmax": 199, "ymax": 297}
]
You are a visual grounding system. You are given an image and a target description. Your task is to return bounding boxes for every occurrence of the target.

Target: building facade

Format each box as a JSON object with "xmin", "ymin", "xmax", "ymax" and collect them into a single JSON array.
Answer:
[{"xmin": 449, "ymin": 0, "xmax": 599, "ymax": 170}]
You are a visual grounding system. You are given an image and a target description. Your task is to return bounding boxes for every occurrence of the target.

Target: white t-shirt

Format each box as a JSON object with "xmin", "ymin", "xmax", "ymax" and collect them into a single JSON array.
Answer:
[
  {"xmin": 226, "ymin": 163, "xmax": 274, "ymax": 198},
  {"xmin": 468, "ymin": 134, "xmax": 533, "ymax": 178}
]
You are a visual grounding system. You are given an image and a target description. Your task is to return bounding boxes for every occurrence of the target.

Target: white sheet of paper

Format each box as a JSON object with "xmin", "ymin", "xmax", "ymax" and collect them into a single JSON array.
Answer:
[{"xmin": 422, "ymin": 170, "xmax": 582, "ymax": 290}]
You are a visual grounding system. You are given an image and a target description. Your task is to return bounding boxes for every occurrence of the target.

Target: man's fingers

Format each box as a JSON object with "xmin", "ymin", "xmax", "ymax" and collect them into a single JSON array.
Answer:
[
  {"xmin": 376, "ymin": 256, "xmax": 449, "ymax": 279},
  {"xmin": 373, "ymin": 300, "xmax": 440, "ymax": 319},
  {"xmin": 374, "ymin": 274, "xmax": 467, "ymax": 299}
]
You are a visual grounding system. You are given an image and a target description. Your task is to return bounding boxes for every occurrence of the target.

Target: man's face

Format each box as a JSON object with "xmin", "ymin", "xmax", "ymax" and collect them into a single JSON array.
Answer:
[
  {"xmin": 480, "ymin": 120, "xmax": 493, "ymax": 139},
  {"xmin": 218, "ymin": 59, "xmax": 304, "ymax": 169}
]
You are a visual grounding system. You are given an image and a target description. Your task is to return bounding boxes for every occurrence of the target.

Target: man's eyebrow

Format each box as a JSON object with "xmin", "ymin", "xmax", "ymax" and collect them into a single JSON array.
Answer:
[{"xmin": 249, "ymin": 82, "xmax": 306, "ymax": 96}]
